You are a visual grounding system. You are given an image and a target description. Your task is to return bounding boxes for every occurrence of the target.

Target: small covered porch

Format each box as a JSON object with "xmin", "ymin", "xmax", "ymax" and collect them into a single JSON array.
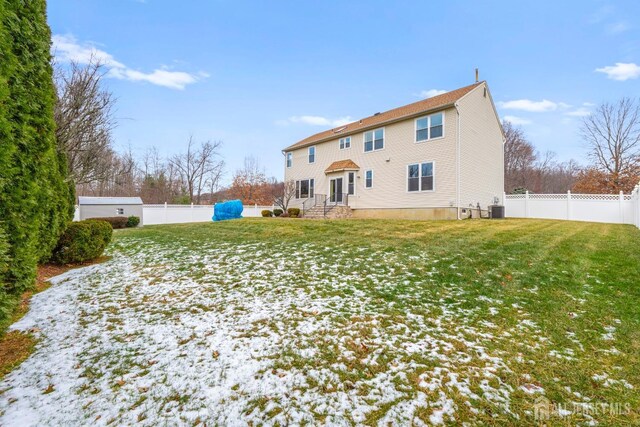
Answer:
[
  {"xmin": 302, "ymin": 160, "xmax": 359, "ymax": 219},
  {"xmin": 323, "ymin": 159, "xmax": 359, "ymax": 205}
]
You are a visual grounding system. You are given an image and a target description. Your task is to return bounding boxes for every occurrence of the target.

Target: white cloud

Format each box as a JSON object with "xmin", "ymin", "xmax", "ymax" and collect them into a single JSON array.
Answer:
[
  {"xmin": 498, "ymin": 99, "xmax": 567, "ymax": 112},
  {"xmin": 502, "ymin": 115, "xmax": 531, "ymax": 125},
  {"xmin": 108, "ymin": 67, "xmax": 198, "ymax": 90},
  {"xmin": 52, "ymin": 34, "xmax": 123, "ymax": 68},
  {"xmin": 52, "ymin": 34, "xmax": 203, "ymax": 90},
  {"xmin": 595, "ymin": 62, "xmax": 640, "ymax": 81},
  {"xmin": 281, "ymin": 115, "xmax": 353, "ymax": 127},
  {"xmin": 417, "ymin": 89, "xmax": 447, "ymax": 98},
  {"xmin": 565, "ymin": 107, "xmax": 591, "ymax": 117}
]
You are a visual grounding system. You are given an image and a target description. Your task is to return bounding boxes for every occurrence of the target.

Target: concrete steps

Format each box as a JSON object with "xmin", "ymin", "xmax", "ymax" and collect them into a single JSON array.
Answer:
[
  {"xmin": 303, "ymin": 206, "xmax": 331, "ymax": 219},
  {"xmin": 303, "ymin": 205, "xmax": 352, "ymax": 219}
]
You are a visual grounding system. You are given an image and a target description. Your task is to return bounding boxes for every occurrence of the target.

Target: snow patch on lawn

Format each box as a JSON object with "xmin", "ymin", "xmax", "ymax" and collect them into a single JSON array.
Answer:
[{"xmin": 0, "ymin": 238, "xmax": 624, "ymax": 425}]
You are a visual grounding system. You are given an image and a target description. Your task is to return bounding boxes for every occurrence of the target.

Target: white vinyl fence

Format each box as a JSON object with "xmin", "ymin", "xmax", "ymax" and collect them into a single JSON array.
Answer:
[
  {"xmin": 504, "ymin": 184, "xmax": 640, "ymax": 229},
  {"xmin": 73, "ymin": 203, "xmax": 275, "ymax": 225},
  {"xmin": 143, "ymin": 203, "xmax": 274, "ymax": 225}
]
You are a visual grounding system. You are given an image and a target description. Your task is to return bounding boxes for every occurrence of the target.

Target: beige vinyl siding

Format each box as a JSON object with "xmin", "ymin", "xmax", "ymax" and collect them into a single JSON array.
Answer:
[
  {"xmin": 456, "ymin": 83, "xmax": 505, "ymax": 209},
  {"xmin": 284, "ymin": 108, "xmax": 459, "ymax": 210}
]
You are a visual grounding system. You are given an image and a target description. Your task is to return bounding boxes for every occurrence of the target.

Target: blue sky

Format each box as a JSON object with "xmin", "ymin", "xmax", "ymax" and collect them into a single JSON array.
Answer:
[{"xmin": 48, "ymin": 0, "xmax": 640, "ymax": 183}]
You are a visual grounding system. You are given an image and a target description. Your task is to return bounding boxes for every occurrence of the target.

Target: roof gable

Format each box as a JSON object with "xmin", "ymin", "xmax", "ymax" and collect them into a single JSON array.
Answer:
[
  {"xmin": 284, "ymin": 82, "xmax": 482, "ymax": 151},
  {"xmin": 325, "ymin": 159, "xmax": 360, "ymax": 174}
]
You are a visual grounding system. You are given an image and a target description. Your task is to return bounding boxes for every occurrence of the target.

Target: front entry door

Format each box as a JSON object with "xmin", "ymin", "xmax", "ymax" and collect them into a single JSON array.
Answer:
[{"xmin": 330, "ymin": 178, "xmax": 344, "ymax": 203}]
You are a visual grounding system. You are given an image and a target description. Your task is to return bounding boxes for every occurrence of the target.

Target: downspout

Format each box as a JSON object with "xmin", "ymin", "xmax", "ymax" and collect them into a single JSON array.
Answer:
[{"xmin": 454, "ymin": 103, "xmax": 461, "ymax": 220}]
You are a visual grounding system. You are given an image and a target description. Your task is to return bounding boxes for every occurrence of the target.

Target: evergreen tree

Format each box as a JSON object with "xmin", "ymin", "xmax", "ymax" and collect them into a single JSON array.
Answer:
[{"xmin": 0, "ymin": 0, "xmax": 74, "ymax": 295}]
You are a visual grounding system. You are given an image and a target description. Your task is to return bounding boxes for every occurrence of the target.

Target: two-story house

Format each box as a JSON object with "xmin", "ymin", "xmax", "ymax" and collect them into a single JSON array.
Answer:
[{"xmin": 282, "ymin": 81, "xmax": 504, "ymax": 219}]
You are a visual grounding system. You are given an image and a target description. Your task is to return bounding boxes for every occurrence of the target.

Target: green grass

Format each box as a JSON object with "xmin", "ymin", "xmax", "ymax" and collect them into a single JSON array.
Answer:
[
  {"xmin": 110, "ymin": 218, "xmax": 640, "ymax": 425},
  {"xmin": 5, "ymin": 218, "xmax": 638, "ymax": 425}
]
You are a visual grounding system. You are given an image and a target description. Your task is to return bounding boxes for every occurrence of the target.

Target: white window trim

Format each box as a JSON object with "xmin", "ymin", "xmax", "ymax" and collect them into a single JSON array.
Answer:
[
  {"xmin": 339, "ymin": 136, "xmax": 351, "ymax": 150},
  {"xmin": 308, "ymin": 146, "xmax": 316, "ymax": 164},
  {"xmin": 346, "ymin": 171, "xmax": 356, "ymax": 196},
  {"xmin": 415, "ymin": 111, "xmax": 445, "ymax": 143},
  {"xmin": 406, "ymin": 161, "xmax": 436, "ymax": 193},
  {"xmin": 364, "ymin": 169, "xmax": 374, "ymax": 189},
  {"xmin": 363, "ymin": 128, "xmax": 385, "ymax": 153},
  {"xmin": 286, "ymin": 152, "xmax": 292, "ymax": 168}
]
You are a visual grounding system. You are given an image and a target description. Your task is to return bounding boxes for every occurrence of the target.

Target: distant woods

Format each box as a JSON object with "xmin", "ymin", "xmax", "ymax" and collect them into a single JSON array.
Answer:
[
  {"xmin": 503, "ymin": 121, "xmax": 580, "ymax": 194},
  {"xmin": 53, "ymin": 58, "xmax": 227, "ymax": 204},
  {"xmin": 504, "ymin": 97, "xmax": 640, "ymax": 194}
]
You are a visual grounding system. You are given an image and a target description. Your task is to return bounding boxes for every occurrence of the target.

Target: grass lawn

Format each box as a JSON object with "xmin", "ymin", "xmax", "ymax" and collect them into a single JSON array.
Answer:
[{"xmin": 0, "ymin": 218, "xmax": 638, "ymax": 425}]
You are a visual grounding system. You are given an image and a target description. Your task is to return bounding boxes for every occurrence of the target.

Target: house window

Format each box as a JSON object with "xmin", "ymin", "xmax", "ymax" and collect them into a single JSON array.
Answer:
[
  {"xmin": 408, "ymin": 162, "xmax": 434, "ymax": 192},
  {"xmin": 365, "ymin": 170, "xmax": 373, "ymax": 188},
  {"xmin": 339, "ymin": 137, "xmax": 351, "ymax": 150},
  {"xmin": 416, "ymin": 112, "xmax": 444, "ymax": 142},
  {"xmin": 308, "ymin": 146, "xmax": 315, "ymax": 163},
  {"xmin": 347, "ymin": 172, "xmax": 355, "ymax": 195},
  {"xmin": 116, "ymin": 208, "xmax": 124, "ymax": 215},
  {"xmin": 286, "ymin": 152, "xmax": 292, "ymax": 168},
  {"xmin": 364, "ymin": 128, "xmax": 384, "ymax": 152},
  {"xmin": 295, "ymin": 179, "xmax": 314, "ymax": 199}
]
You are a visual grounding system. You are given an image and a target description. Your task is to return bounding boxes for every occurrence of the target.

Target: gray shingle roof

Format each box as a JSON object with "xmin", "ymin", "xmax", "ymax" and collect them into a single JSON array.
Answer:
[{"xmin": 78, "ymin": 197, "xmax": 143, "ymax": 205}]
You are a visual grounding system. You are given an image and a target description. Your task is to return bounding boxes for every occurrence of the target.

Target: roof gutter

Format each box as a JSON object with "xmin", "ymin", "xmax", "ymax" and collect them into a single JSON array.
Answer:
[{"xmin": 454, "ymin": 102, "xmax": 461, "ymax": 220}]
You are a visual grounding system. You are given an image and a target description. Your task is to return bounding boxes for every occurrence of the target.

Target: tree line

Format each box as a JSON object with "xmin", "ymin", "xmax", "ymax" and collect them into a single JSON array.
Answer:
[{"xmin": 504, "ymin": 98, "xmax": 640, "ymax": 194}]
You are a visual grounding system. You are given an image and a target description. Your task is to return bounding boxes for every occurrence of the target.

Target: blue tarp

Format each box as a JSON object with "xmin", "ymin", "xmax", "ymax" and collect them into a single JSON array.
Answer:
[{"xmin": 213, "ymin": 200, "xmax": 243, "ymax": 221}]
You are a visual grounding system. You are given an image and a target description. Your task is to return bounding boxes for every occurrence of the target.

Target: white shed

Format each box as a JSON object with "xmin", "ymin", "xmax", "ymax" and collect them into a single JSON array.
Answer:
[{"xmin": 78, "ymin": 197, "xmax": 144, "ymax": 225}]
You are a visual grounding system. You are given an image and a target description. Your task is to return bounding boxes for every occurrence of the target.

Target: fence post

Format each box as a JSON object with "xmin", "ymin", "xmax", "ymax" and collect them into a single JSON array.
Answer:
[
  {"xmin": 164, "ymin": 202, "xmax": 168, "ymax": 224},
  {"xmin": 619, "ymin": 191, "xmax": 624, "ymax": 224},
  {"xmin": 191, "ymin": 203, "xmax": 194, "ymax": 222},
  {"xmin": 503, "ymin": 192, "xmax": 506, "ymax": 217},
  {"xmin": 636, "ymin": 185, "xmax": 640, "ymax": 228},
  {"xmin": 525, "ymin": 191, "xmax": 530, "ymax": 218},
  {"xmin": 567, "ymin": 190, "xmax": 571, "ymax": 220}
]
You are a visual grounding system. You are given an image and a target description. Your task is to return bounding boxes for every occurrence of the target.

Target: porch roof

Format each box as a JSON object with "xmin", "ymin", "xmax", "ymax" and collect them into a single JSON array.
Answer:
[{"xmin": 325, "ymin": 159, "xmax": 360, "ymax": 174}]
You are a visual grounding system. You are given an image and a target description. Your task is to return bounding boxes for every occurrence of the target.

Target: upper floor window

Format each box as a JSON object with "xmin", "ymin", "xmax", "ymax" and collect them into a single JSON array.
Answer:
[
  {"xmin": 286, "ymin": 152, "xmax": 292, "ymax": 168},
  {"xmin": 364, "ymin": 128, "xmax": 384, "ymax": 152},
  {"xmin": 308, "ymin": 146, "xmax": 315, "ymax": 163},
  {"xmin": 416, "ymin": 112, "xmax": 444, "ymax": 142},
  {"xmin": 339, "ymin": 137, "xmax": 351, "ymax": 150},
  {"xmin": 408, "ymin": 162, "xmax": 434, "ymax": 192},
  {"xmin": 365, "ymin": 170, "xmax": 373, "ymax": 188}
]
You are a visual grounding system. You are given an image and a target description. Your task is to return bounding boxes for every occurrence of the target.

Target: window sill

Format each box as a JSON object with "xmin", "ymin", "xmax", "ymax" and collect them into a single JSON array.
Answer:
[
  {"xmin": 415, "ymin": 136, "xmax": 445, "ymax": 144},
  {"xmin": 364, "ymin": 148, "xmax": 385, "ymax": 154}
]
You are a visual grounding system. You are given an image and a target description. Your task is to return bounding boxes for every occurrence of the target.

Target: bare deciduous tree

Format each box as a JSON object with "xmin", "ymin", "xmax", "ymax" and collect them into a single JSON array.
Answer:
[
  {"xmin": 503, "ymin": 120, "xmax": 580, "ymax": 193},
  {"xmin": 272, "ymin": 180, "xmax": 296, "ymax": 211},
  {"xmin": 227, "ymin": 156, "xmax": 271, "ymax": 204},
  {"xmin": 581, "ymin": 97, "xmax": 640, "ymax": 192},
  {"xmin": 54, "ymin": 57, "xmax": 116, "ymax": 186},
  {"xmin": 170, "ymin": 137, "xmax": 224, "ymax": 204},
  {"xmin": 503, "ymin": 121, "xmax": 537, "ymax": 192}
]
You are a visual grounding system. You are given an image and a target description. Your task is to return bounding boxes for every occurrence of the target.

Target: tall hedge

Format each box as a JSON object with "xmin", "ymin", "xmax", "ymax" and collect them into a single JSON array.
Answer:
[{"xmin": 0, "ymin": 0, "xmax": 74, "ymax": 295}]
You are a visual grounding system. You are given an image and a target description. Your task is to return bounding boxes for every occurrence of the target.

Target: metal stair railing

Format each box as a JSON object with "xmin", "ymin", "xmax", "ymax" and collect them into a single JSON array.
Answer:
[
  {"xmin": 301, "ymin": 197, "xmax": 314, "ymax": 216},
  {"xmin": 324, "ymin": 193, "xmax": 348, "ymax": 217}
]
